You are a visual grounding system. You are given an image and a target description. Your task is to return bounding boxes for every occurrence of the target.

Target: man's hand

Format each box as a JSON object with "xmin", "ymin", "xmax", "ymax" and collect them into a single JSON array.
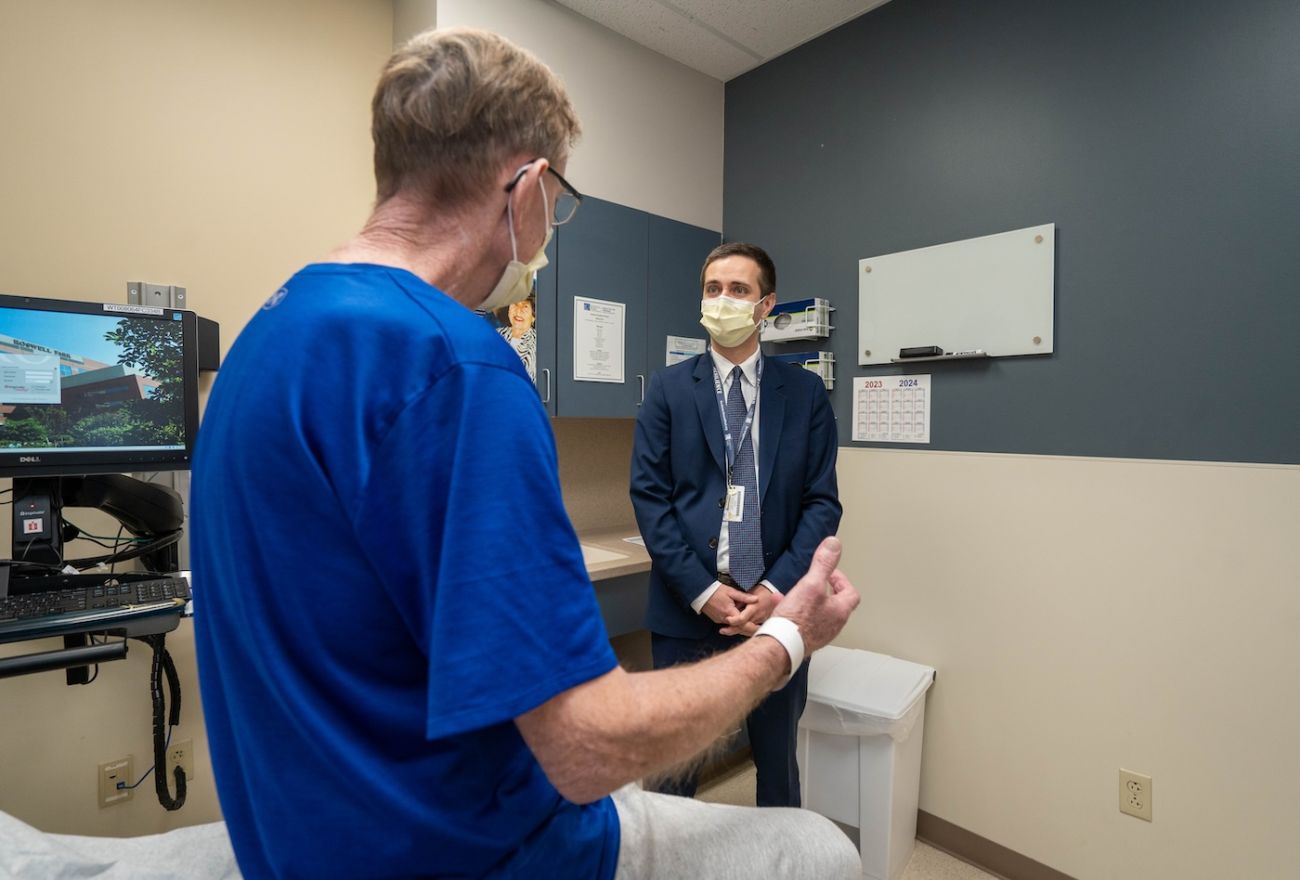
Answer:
[
  {"xmin": 701, "ymin": 586, "xmax": 757, "ymax": 627},
  {"xmin": 516, "ymin": 544, "xmax": 856, "ymax": 805},
  {"xmin": 769, "ymin": 536, "xmax": 859, "ymax": 654},
  {"xmin": 719, "ymin": 587, "xmax": 781, "ymax": 637}
]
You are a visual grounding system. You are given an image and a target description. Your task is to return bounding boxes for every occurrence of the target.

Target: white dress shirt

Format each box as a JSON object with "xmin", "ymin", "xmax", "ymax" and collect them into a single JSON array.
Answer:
[{"xmin": 691, "ymin": 347, "xmax": 780, "ymax": 613}]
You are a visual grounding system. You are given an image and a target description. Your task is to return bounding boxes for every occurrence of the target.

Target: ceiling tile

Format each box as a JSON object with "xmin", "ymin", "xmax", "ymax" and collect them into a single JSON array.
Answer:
[
  {"xmin": 554, "ymin": 0, "xmax": 894, "ymax": 81},
  {"xmin": 556, "ymin": 0, "xmax": 760, "ymax": 81},
  {"xmin": 682, "ymin": 0, "xmax": 889, "ymax": 59}
]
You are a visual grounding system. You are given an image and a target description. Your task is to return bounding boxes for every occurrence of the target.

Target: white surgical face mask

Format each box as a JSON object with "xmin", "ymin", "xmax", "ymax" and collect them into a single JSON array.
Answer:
[
  {"xmin": 701, "ymin": 294, "xmax": 761, "ymax": 347},
  {"xmin": 480, "ymin": 176, "xmax": 552, "ymax": 312}
]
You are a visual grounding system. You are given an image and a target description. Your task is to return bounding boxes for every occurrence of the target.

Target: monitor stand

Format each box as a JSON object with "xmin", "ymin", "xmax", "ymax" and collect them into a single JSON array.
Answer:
[{"xmin": 10, "ymin": 475, "xmax": 184, "ymax": 573}]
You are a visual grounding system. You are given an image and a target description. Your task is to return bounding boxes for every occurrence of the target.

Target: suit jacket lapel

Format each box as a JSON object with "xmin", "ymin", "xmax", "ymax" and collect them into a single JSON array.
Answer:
[
  {"xmin": 693, "ymin": 354, "xmax": 726, "ymax": 474},
  {"xmin": 758, "ymin": 357, "xmax": 784, "ymax": 504}
]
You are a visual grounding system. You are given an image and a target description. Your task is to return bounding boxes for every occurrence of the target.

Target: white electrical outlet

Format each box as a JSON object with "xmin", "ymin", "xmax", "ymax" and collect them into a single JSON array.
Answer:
[
  {"xmin": 166, "ymin": 738, "xmax": 195, "ymax": 784},
  {"xmin": 98, "ymin": 757, "xmax": 134, "ymax": 808},
  {"xmin": 1119, "ymin": 769, "xmax": 1152, "ymax": 821}
]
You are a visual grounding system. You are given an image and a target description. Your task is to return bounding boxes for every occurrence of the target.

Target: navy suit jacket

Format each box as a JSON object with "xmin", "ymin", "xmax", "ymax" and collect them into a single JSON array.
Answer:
[{"xmin": 630, "ymin": 352, "xmax": 842, "ymax": 639}]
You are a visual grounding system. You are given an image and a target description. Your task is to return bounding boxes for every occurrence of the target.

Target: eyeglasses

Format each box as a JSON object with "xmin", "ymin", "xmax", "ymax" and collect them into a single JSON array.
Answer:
[{"xmin": 505, "ymin": 160, "xmax": 583, "ymax": 227}]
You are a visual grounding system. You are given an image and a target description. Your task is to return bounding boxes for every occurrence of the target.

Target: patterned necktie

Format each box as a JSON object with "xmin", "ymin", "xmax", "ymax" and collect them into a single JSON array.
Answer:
[{"xmin": 725, "ymin": 366, "xmax": 763, "ymax": 589}]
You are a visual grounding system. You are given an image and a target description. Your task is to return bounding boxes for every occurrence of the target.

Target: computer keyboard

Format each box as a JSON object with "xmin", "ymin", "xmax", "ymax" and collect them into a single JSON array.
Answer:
[
  {"xmin": 0, "ymin": 575, "xmax": 192, "ymax": 643},
  {"xmin": 0, "ymin": 576, "xmax": 190, "ymax": 622}
]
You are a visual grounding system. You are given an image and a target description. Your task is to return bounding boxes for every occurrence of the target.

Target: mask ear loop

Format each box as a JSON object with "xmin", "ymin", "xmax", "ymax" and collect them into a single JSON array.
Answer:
[
  {"xmin": 539, "ymin": 177, "xmax": 550, "ymax": 234},
  {"xmin": 505, "ymin": 189, "xmax": 520, "ymax": 263},
  {"xmin": 504, "ymin": 160, "xmax": 534, "ymax": 263},
  {"xmin": 505, "ymin": 162, "xmax": 553, "ymax": 264},
  {"xmin": 526, "ymin": 181, "xmax": 551, "ymax": 292}
]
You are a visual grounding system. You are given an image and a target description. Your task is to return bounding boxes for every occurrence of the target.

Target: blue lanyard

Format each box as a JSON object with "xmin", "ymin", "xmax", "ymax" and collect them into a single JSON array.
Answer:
[{"xmin": 711, "ymin": 355, "xmax": 763, "ymax": 484}]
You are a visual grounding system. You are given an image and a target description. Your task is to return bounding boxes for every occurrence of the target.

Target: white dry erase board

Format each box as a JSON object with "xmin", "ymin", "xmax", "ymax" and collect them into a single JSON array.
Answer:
[{"xmin": 857, "ymin": 224, "xmax": 1055, "ymax": 366}]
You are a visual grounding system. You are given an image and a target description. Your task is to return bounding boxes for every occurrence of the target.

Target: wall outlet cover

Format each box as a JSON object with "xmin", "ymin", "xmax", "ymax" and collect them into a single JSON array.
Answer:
[
  {"xmin": 1119, "ymin": 768, "xmax": 1152, "ymax": 821},
  {"xmin": 166, "ymin": 738, "xmax": 195, "ymax": 784},
  {"xmin": 98, "ymin": 757, "xmax": 134, "ymax": 808}
]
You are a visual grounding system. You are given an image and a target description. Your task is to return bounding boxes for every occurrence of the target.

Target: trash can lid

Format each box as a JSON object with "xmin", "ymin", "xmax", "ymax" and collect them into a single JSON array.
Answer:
[{"xmin": 806, "ymin": 645, "xmax": 936, "ymax": 721}]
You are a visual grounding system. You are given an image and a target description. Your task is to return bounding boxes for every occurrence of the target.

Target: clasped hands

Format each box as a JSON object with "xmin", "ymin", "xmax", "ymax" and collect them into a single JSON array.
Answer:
[{"xmin": 702, "ymin": 584, "xmax": 780, "ymax": 637}]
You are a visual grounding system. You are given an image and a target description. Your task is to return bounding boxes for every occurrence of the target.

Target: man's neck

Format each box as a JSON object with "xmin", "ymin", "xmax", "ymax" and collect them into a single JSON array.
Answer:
[
  {"xmin": 324, "ymin": 194, "xmax": 499, "ymax": 309},
  {"xmin": 712, "ymin": 333, "xmax": 760, "ymax": 366}
]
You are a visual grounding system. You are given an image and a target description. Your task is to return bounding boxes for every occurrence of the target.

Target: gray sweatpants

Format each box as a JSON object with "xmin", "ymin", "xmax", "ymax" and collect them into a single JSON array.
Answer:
[{"xmin": 611, "ymin": 784, "xmax": 861, "ymax": 880}]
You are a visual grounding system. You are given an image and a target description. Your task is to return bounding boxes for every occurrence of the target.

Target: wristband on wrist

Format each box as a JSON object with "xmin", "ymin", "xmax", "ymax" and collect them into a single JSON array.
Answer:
[{"xmin": 754, "ymin": 616, "xmax": 805, "ymax": 690}]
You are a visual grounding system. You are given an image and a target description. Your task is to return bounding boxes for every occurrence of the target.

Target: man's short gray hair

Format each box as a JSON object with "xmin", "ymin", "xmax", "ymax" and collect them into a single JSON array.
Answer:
[{"xmin": 372, "ymin": 28, "xmax": 581, "ymax": 206}]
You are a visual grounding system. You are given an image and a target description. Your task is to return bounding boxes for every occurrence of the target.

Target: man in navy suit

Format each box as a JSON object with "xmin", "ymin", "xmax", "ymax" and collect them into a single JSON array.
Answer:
[{"xmin": 631, "ymin": 242, "xmax": 841, "ymax": 807}]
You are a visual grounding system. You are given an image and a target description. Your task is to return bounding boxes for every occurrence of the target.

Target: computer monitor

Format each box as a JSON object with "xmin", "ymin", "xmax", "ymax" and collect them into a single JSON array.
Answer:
[
  {"xmin": 0, "ymin": 294, "xmax": 199, "ymax": 571},
  {"xmin": 0, "ymin": 293, "xmax": 199, "ymax": 477}
]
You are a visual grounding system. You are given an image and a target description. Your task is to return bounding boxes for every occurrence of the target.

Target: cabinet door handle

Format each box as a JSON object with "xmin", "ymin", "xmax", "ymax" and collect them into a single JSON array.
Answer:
[
  {"xmin": 637, "ymin": 374, "xmax": 645, "ymax": 406},
  {"xmin": 541, "ymin": 368, "xmax": 551, "ymax": 404}
]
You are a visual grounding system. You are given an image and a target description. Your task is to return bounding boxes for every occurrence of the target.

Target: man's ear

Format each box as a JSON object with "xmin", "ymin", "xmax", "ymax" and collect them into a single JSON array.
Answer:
[
  {"xmin": 756, "ymin": 292, "xmax": 777, "ymax": 322},
  {"xmin": 501, "ymin": 157, "xmax": 548, "ymax": 200}
]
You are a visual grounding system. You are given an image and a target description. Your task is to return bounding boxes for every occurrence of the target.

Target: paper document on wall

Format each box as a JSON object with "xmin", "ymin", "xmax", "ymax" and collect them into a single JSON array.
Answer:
[
  {"xmin": 852, "ymin": 375, "xmax": 931, "ymax": 444},
  {"xmin": 573, "ymin": 296, "xmax": 625, "ymax": 383},
  {"xmin": 665, "ymin": 335, "xmax": 706, "ymax": 366}
]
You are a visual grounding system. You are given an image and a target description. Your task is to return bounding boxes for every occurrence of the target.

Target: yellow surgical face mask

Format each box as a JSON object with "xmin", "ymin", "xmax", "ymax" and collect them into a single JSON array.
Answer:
[
  {"xmin": 481, "ymin": 177, "xmax": 552, "ymax": 312},
  {"xmin": 700, "ymin": 294, "xmax": 760, "ymax": 347}
]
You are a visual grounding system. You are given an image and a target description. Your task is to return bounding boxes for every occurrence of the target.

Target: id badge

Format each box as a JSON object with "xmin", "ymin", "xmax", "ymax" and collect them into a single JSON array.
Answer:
[{"xmin": 724, "ymin": 484, "xmax": 745, "ymax": 522}]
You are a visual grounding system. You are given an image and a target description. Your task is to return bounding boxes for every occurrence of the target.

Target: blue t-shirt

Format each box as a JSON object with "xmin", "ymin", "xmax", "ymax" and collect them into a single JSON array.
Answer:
[{"xmin": 191, "ymin": 264, "xmax": 620, "ymax": 879}]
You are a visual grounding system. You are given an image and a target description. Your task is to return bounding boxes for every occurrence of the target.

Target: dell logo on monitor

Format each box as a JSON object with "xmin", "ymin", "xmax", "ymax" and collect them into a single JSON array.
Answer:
[{"xmin": 18, "ymin": 456, "xmax": 41, "ymax": 463}]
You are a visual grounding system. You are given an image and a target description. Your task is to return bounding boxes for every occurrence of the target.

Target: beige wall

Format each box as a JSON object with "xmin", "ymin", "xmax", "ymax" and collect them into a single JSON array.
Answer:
[
  {"xmin": 0, "ymin": 0, "xmax": 392, "ymax": 835},
  {"xmin": 434, "ymin": 0, "xmax": 725, "ymax": 231},
  {"xmin": 393, "ymin": 0, "xmax": 437, "ymax": 47},
  {"xmin": 551, "ymin": 418, "xmax": 636, "ymax": 533},
  {"xmin": 0, "ymin": 0, "xmax": 388, "ymax": 354},
  {"xmin": 834, "ymin": 448, "xmax": 1300, "ymax": 879}
]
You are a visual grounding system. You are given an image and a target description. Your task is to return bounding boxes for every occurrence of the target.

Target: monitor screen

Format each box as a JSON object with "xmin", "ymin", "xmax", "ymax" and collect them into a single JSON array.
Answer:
[{"xmin": 0, "ymin": 294, "xmax": 199, "ymax": 477}]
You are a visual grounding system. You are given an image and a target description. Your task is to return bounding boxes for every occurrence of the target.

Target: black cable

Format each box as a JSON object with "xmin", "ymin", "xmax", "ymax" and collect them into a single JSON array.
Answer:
[
  {"xmin": 66, "ymin": 529, "xmax": 180, "ymax": 571},
  {"xmin": 61, "ymin": 520, "xmax": 151, "ymax": 548},
  {"xmin": 142, "ymin": 633, "xmax": 186, "ymax": 810},
  {"xmin": 115, "ymin": 635, "xmax": 186, "ymax": 807},
  {"xmin": 2, "ymin": 560, "xmax": 66, "ymax": 576},
  {"xmin": 121, "ymin": 727, "xmax": 171, "ymax": 790},
  {"xmin": 61, "ymin": 531, "xmax": 125, "ymax": 551},
  {"xmin": 12, "ymin": 533, "xmax": 62, "ymax": 568},
  {"xmin": 81, "ymin": 633, "xmax": 102, "ymax": 685},
  {"xmin": 110, "ymin": 525, "xmax": 126, "ymax": 574}
]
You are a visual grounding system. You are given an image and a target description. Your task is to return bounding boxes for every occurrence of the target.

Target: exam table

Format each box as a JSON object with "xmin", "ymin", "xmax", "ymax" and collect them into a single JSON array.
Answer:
[{"xmin": 0, "ymin": 808, "xmax": 240, "ymax": 879}]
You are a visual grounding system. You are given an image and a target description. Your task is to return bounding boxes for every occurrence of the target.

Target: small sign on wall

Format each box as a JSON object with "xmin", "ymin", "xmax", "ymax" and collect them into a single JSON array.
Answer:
[
  {"xmin": 573, "ymin": 296, "xmax": 625, "ymax": 383},
  {"xmin": 665, "ymin": 335, "xmax": 706, "ymax": 366}
]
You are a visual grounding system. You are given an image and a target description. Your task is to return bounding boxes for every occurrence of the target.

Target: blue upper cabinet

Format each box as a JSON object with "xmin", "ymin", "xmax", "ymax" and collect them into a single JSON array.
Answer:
[
  {"xmin": 646, "ymin": 216, "xmax": 721, "ymax": 380},
  {"xmin": 535, "ymin": 196, "xmax": 721, "ymax": 418},
  {"xmin": 555, "ymin": 197, "xmax": 649, "ymax": 417},
  {"xmin": 533, "ymin": 232, "xmax": 559, "ymax": 415}
]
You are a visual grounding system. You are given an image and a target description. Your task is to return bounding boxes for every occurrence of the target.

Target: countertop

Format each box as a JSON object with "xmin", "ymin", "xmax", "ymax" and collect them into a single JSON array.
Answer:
[{"xmin": 577, "ymin": 526, "xmax": 651, "ymax": 581}]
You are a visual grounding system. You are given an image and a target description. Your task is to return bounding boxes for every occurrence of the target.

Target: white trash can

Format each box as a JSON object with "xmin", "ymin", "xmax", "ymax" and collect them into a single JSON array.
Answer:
[{"xmin": 797, "ymin": 646, "xmax": 936, "ymax": 880}]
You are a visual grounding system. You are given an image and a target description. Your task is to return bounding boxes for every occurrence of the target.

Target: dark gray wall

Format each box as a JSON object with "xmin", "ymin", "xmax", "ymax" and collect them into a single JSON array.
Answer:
[{"xmin": 728, "ymin": 0, "xmax": 1300, "ymax": 463}]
